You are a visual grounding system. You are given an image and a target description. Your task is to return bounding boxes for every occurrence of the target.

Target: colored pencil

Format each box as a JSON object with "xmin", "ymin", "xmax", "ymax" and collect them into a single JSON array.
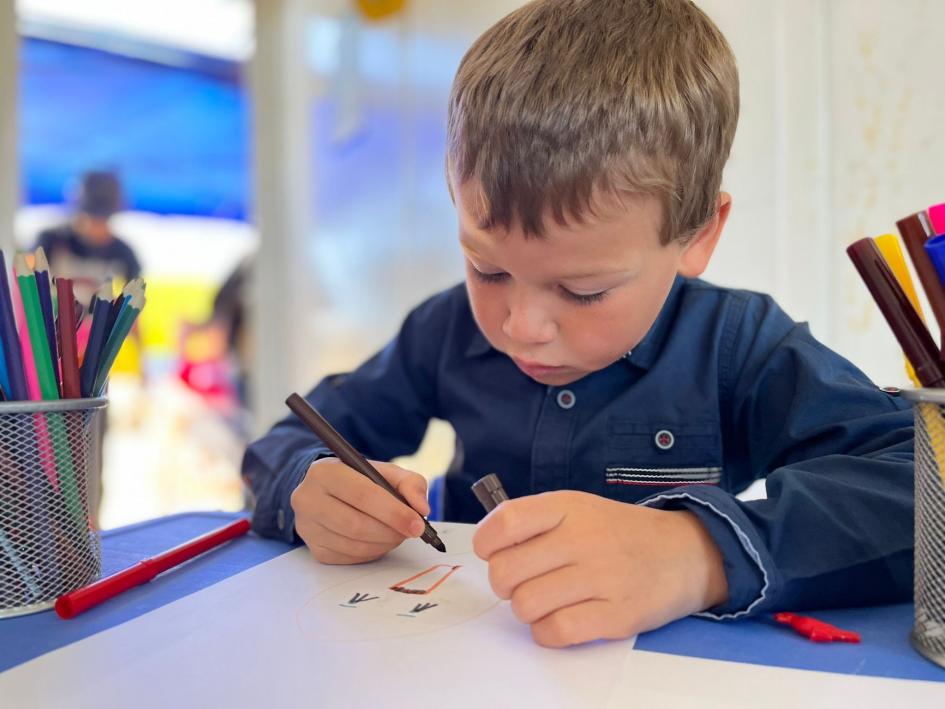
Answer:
[
  {"xmin": 14, "ymin": 254, "xmax": 59, "ymax": 401},
  {"xmin": 0, "ymin": 308, "xmax": 9, "ymax": 398},
  {"xmin": 33, "ymin": 247, "xmax": 61, "ymax": 396},
  {"xmin": 14, "ymin": 256, "xmax": 79, "ymax": 515},
  {"xmin": 92, "ymin": 285, "xmax": 145, "ymax": 396},
  {"xmin": 0, "ymin": 252, "xmax": 27, "ymax": 400},
  {"xmin": 0, "ymin": 527, "xmax": 42, "ymax": 599},
  {"xmin": 56, "ymin": 278, "xmax": 82, "ymax": 399},
  {"xmin": 79, "ymin": 283, "xmax": 115, "ymax": 398},
  {"xmin": 12, "ymin": 270, "xmax": 42, "ymax": 401}
]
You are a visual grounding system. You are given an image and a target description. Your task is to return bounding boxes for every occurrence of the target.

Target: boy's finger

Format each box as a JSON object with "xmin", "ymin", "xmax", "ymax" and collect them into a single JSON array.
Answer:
[
  {"xmin": 314, "ymin": 492, "xmax": 405, "ymax": 545},
  {"xmin": 370, "ymin": 461, "xmax": 431, "ymax": 518},
  {"xmin": 308, "ymin": 543, "xmax": 374, "ymax": 566},
  {"xmin": 486, "ymin": 531, "xmax": 571, "ymax": 599},
  {"xmin": 508, "ymin": 564, "xmax": 593, "ymax": 624},
  {"xmin": 529, "ymin": 599, "xmax": 618, "ymax": 649},
  {"xmin": 473, "ymin": 494, "xmax": 566, "ymax": 560},
  {"xmin": 305, "ymin": 519, "xmax": 397, "ymax": 561},
  {"xmin": 330, "ymin": 465, "xmax": 426, "ymax": 539}
]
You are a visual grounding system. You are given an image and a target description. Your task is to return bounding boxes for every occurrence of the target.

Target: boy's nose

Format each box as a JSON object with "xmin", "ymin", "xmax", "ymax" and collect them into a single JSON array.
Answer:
[{"xmin": 502, "ymin": 300, "xmax": 557, "ymax": 345}]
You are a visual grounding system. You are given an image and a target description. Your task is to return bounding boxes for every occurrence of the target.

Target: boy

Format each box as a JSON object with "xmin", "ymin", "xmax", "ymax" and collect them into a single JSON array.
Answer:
[{"xmin": 243, "ymin": 0, "xmax": 913, "ymax": 648}]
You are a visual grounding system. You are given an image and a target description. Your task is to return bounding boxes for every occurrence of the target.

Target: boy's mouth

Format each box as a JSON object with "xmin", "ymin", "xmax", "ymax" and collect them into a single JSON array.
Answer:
[{"xmin": 511, "ymin": 356, "xmax": 565, "ymax": 378}]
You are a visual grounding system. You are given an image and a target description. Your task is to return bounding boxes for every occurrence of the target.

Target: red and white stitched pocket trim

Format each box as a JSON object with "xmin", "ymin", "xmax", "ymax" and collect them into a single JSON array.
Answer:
[{"xmin": 605, "ymin": 466, "xmax": 722, "ymax": 486}]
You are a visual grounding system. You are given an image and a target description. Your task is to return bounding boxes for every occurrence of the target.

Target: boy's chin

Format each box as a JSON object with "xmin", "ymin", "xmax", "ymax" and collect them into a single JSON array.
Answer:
[{"xmin": 519, "ymin": 366, "xmax": 587, "ymax": 387}]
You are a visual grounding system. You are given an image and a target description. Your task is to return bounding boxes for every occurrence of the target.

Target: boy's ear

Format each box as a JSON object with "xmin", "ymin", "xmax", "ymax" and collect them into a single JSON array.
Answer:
[{"xmin": 677, "ymin": 193, "xmax": 731, "ymax": 278}]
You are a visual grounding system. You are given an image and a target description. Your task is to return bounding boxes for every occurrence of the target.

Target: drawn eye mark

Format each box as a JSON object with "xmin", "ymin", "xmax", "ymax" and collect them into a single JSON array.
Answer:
[
  {"xmin": 389, "ymin": 564, "xmax": 462, "ymax": 595},
  {"xmin": 339, "ymin": 592, "xmax": 379, "ymax": 608},
  {"xmin": 397, "ymin": 602, "xmax": 439, "ymax": 617}
]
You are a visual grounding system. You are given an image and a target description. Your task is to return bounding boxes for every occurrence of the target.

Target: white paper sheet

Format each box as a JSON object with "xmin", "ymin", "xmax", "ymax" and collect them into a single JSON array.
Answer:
[
  {"xmin": 3, "ymin": 522, "xmax": 942, "ymax": 708},
  {"xmin": 0, "ymin": 523, "xmax": 635, "ymax": 708}
]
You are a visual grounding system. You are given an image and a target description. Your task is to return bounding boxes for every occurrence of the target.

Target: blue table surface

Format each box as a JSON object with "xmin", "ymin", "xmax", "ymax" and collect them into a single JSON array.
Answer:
[{"xmin": 1, "ymin": 511, "xmax": 943, "ymax": 683}]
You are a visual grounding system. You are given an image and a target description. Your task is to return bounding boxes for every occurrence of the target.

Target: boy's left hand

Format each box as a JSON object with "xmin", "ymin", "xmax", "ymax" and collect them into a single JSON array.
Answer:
[{"xmin": 472, "ymin": 490, "xmax": 728, "ymax": 648}]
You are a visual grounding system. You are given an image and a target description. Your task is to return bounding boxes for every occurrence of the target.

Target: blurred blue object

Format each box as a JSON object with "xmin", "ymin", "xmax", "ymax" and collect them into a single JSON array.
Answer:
[
  {"xmin": 20, "ymin": 38, "xmax": 249, "ymax": 219},
  {"xmin": 427, "ymin": 475, "xmax": 445, "ymax": 522}
]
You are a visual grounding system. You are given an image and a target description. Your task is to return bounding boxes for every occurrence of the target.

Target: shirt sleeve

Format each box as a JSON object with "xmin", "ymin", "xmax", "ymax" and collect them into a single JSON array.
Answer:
[
  {"xmin": 241, "ymin": 296, "xmax": 445, "ymax": 543},
  {"xmin": 644, "ymin": 293, "xmax": 914, "ymax": 619}
]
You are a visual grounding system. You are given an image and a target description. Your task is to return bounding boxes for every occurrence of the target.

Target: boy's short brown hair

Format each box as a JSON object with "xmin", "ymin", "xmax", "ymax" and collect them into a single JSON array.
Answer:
[{"xmin": 447, "ymin": 0, "xmax": 739, "ymax": 243}]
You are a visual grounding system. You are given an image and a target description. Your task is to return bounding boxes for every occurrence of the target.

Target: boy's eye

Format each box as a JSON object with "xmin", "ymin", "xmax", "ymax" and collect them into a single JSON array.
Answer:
[
  {"xmin": 471, "ymin": 268, "xmax": 509, "ymax": 284},
  {"xmin": 560, "ymin": 287, "xmax": 609, "ymax": 305}
]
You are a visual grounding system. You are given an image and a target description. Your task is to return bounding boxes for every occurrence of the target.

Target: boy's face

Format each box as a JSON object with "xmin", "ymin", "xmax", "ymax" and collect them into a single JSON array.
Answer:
[{"xmin": 455, "ymin": 180, "xmax": 729, "ymax": 386}]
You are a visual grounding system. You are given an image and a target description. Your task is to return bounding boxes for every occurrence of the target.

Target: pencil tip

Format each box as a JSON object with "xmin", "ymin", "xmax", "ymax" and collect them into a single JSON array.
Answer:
[
  {"xmin": 34, "ymin": 246, "xmax": 48, "ymax": 271},
  {"xmin": 432, "ymin": 538, "xmax": 446, "ymax": 553}
]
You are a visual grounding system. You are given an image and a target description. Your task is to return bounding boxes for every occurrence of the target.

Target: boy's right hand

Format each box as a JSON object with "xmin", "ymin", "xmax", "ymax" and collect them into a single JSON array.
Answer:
[{"xmin": 290, "ymin": 457, "xmax": 430, "ymax": 565}]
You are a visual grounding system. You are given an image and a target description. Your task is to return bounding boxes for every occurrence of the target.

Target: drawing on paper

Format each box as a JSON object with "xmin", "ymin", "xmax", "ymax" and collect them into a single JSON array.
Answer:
[
  {"xmin": 296, "ymin": 552, "xmax": 499, "ymax": 642},
  {"xmin": 340, "ymin": 592, "xmax": 379, "ymax": 607},
  {"xmin": 389, "ymin": 564, "xmax": 461, "ymax": 594}
]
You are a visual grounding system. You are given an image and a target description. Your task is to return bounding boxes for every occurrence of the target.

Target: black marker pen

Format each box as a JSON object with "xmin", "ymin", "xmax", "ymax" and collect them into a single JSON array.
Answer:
[{"xmin": 471, "ymin": 473, "xmax": 509, "ymax": 513}]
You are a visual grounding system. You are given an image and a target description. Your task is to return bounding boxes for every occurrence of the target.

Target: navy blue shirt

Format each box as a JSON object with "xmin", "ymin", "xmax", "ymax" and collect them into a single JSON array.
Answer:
[{"xmin": 243, "ymin": 277, "xmax": 914, "ymax": 619}]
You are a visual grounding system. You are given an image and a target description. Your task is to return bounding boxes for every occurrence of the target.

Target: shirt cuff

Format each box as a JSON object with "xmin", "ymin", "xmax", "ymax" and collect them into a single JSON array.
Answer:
[
  {"xmin": 639, "ymin": 485, "xmax": 780, "ymax": 620},
  {"xmin": 251, "ymin": 446, "xmax": 331, "ymax": 544}
]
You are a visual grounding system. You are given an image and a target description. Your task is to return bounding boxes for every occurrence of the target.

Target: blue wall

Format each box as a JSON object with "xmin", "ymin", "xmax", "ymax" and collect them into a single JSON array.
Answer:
[{"xmin": 20, "ymin": 38, "xmax": 249, "ymax": 220}]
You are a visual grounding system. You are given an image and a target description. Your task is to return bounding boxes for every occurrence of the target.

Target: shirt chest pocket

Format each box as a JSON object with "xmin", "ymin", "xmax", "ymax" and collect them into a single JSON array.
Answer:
[{"xmin": 605, "ymin": 420, "xmax": 723, "ymax": 490}]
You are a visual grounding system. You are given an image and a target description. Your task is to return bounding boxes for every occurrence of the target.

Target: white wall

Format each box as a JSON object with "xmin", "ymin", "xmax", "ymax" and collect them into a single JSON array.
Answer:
[
  {"xmin": 255, "ymin": 0, "xmax": 945, "ymax": 433},
  {"xmin": 700, "ymin": 0, "xmax": 945, "ymax": 387}
]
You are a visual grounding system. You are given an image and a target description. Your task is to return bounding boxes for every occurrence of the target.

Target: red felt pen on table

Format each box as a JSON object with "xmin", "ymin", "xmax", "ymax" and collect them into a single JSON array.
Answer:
[
  {"xmin": 773, "ymin": 612, "xmax": 861, "ymax": 643},
  {"xmin": 55, "ymin": 518, "xmax": 251, "ymax": 619}
]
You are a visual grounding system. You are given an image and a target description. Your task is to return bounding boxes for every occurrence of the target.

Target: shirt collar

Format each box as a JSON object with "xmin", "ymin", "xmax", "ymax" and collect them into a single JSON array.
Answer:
[
  {"xmin": 463, "ymin": 275, "xmax": 686, "ymax": 368},
  {"xmin": 464, "ymin": 327, "xmax": 494, "ymax": 358},
  {"xmin": 624, "ymin": 275, "xmax": 685, "ymax": 371}
]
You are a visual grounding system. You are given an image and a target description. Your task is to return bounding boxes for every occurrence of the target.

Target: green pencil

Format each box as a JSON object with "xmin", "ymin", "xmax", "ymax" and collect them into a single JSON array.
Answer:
[
  {"xmin": 92, "ymin": 285, "xmax": 145, "ymax": 397},
  {"xmin": 14, "ymin": 254, "xmax": 58, "ymax": 401},
  {"xmin": 15, "ymin": 254, "xmax": 84, "ymax": 534}
]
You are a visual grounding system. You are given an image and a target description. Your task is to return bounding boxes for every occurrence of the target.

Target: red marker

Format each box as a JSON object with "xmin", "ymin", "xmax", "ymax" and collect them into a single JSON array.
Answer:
[
  {"xmin": 773, "ymin": 612, "xmax": 861, "ymax": 643},
  {"xmin": 55, "ymin": 518, "xmax": 251, "ymax": 619}
]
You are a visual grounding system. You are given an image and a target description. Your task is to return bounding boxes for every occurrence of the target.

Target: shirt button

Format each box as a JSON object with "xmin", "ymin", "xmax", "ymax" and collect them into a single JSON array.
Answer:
[
  {"xmin": 556, "ymin": 389, "xmax": 576, "ymax": 409},
  {"xmin": 654, "ymin": 429, "xmax": 675, "ymax": 450},
  {"xmin": 277, "ymin": 508, "xmax": 286, "ymax": 531}
]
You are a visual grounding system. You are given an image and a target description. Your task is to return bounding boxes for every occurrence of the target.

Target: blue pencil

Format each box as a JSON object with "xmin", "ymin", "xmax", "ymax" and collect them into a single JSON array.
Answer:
[
  {"xmin": 33, "ymin": 248, "xmax": 61, "ymax": 396},
  {"xmin": 0, "ymin": 312, "xmax": 10, "ymax": 397},
  {"xmin": 0, "ymin": 252, "xmax": 28, "ymax": 400},
  {"xmin": 79, "ymin": 283, "xmax": 114, "ymax": 398}
]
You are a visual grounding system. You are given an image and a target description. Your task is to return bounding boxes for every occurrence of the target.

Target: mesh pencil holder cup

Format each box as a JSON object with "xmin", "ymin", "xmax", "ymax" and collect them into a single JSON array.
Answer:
[
  {"xmin": 0, "ymin": 397, "xmax": 107, "ymax": 618},
  {"xmin": 902, "ymin": 389, "xmax": 945, "ymax": 669}
]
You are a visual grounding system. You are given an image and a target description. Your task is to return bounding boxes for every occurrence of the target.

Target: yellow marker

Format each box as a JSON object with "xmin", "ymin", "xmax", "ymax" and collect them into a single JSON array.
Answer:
[
  {"xmin": 874, "ymin": 234, "xmax": 924, "ymax": 387},
  {"xmin": 876, "ymin": 234, "xmax": 926, "ymax": 321}
]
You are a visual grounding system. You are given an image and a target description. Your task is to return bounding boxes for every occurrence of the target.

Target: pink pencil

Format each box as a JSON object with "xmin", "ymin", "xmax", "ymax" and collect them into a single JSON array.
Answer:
[{"xmin": 12, "ymin": 262, "xmax": 59, "ymax": 491}]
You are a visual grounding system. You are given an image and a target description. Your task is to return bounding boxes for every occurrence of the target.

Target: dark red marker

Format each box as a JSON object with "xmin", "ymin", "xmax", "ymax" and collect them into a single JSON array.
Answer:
[{"xmin": 847, "ymin": 237, "xmax": 945, "ymax": 388}]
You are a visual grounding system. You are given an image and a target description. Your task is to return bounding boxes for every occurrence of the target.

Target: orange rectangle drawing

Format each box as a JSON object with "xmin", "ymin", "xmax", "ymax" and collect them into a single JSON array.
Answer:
[{"xmin": 389, "ymin": 564, "xmax": 461, "ymax": 595}]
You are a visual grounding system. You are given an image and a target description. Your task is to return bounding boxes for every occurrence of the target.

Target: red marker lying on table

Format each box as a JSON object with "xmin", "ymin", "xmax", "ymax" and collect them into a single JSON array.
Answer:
[
  {"xmin": 773, "ymin": 612, "xmax": 861, "ymax": 643},
  {"xmin": 55, "ymin": 518, "xmax": 251, "ymax": 619}
]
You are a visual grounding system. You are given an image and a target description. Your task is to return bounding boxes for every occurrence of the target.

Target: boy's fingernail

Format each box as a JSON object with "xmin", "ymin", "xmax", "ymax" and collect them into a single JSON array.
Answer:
[{"xmin": 409, "ymin": 519, "xmax": 425, "ymax": 536}]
